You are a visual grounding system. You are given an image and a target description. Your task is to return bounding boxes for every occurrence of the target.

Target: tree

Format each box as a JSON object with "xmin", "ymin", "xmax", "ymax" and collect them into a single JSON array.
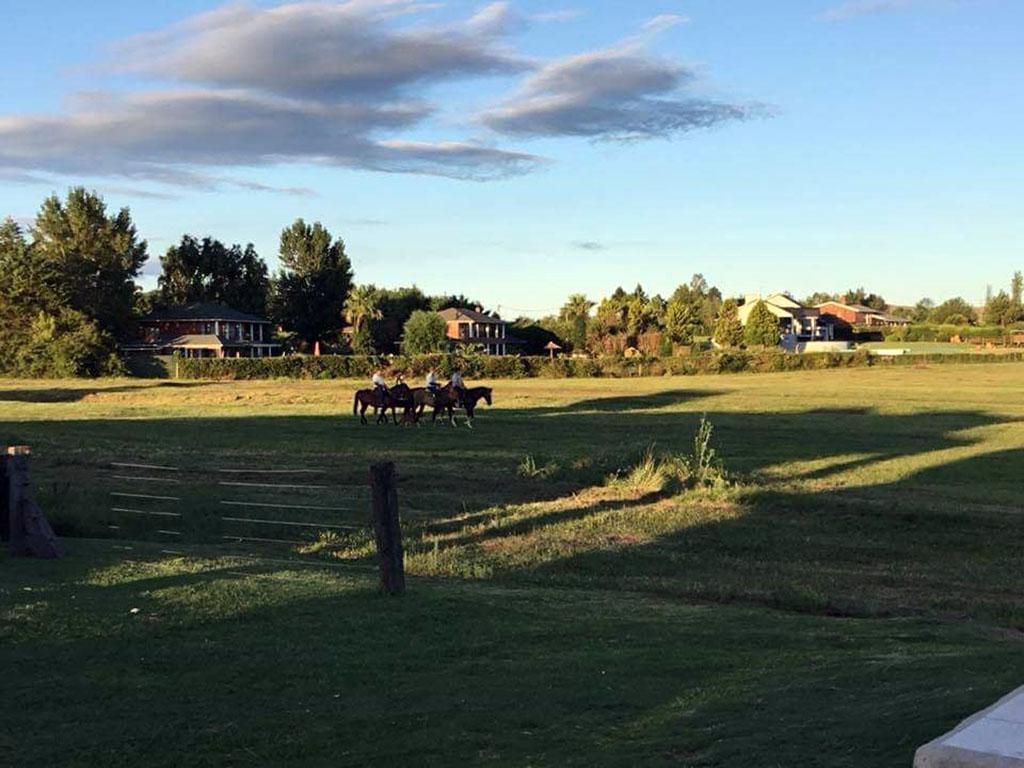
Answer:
[
  {"xmin": 560, "ymin": 294, "xmax": 594, "ymax": 351},
  {"xmin": 158, "ymin": 235, "xmax": 268, "ymax": 315},
  {"xmin": 429, "ymin": 294, "xmax": 480, "ymax": 312},
  {"xmin": 804, "ymin": 291, "xmax": 836, "ymax": 306},
  {"xmin": 743, "ymin": 301, "xmax": 780, "ymax": 347},
  {"xmin": 911, "ymin": 298, "xmax": 935, "ymax": 323},
  {"xmin": 929, "ymin": 297, "xmax": 976, "ymax": 325},
  {"xmin": 984, "ymin": 291, "xmax": 1015, "ymax": 326},
  {"xmin": 269, "ymin": 219, "xmax": 353, "ymax": 346},
  {"xmin": 664, "ymin": 296, "xmax": 701, "ymax": 346},
  {"xmin": 372, "ymin": 286, "xmax": 431, "ymax": 353},
  {"xmin": 713, "ymin": 299, "xmax": 744, "ymax": 347},
  {"xmin": 842, "ymin": 287, "xmax": 887, "ymax": 311},
  {"xmin": 344, "ymin": 284, "xmax": 383, "ymax": 354},
  {"xmin": 1012, "ymin": 271, "xmax": 1023, "ymax": 308},
  {"xmin": 30, "ymin": 187, "xmax": 147, "ymax": 338},
  {"xmin": 402, "ymin": 310, "xmax": 448, "ymax": 354}
]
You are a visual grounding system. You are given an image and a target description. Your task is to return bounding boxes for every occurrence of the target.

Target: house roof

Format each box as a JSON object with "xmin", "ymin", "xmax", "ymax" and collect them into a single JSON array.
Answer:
[
  {"xmin": 142, "ymin": 302, "xmax": 270, "ymax": 324},
  {"xmin": 438, "ymin": 307, "xmax": 503, "ymax": 323}
]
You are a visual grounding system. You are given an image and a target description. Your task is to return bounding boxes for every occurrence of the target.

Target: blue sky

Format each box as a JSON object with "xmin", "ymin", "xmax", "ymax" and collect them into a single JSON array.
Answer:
[{"xmin": 1, "ymin": 0, "xmax": 1021, "ymax": 314}]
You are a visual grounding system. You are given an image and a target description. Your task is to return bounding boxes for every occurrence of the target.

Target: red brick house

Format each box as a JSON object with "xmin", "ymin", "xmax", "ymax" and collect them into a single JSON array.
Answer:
[
  {"xmin": 437, "ymin": 307, "xmax": 523, "ymax": 356},
  {"xmin": 816, "ymin": 301, "xmax": 910, "ymax": 328},
  {"xmin": 122, "ymin": 303, "xmax": 279, "ymax": 358}
]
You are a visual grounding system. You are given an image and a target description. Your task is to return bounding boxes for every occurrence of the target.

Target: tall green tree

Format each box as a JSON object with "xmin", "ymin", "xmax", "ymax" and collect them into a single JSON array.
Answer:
[
  {"xmin": 559, "ymin": 293, "xmax": 594, "ymax": 351},
  {"xmin": 344, "ymin": 284, "xmax": 384, "ymax": 354},
  {"xmin": 664, "ymin": 296, "xmax": 701, "ymax": 346},
  {"xmin": 713, "ymin": 299, "xmax": 744, "ymax": 347},
  {"xmin": 269, "ymin": 219, "xmax": 353, "ymax": 346},
  {"xmin": 984, "ymin": 291, "xmax": 1015, "ymax": 326},
  {"xmin": 401, "ymin": 310, "xmax": 448, "ymax": 354},
  {"xmin": 1012, "ymin": 271, "xmax": 1023, "ymax": 309},
  {"xmin": 0, "ymin": 214, "xmax": 120, "ymax": 377},
  {"xmin": 372, "ymin": 286, "xmax": 431, "ymax": 353},
  {"xmin": 30, "ymin": 187, "xmax": 147, "ymax": 338},
  {"xmin": 929, "ymin": 297, "xmax": 976, "ymax": 325},
  {"xmin": 743, "ymin": 301, "xmax": 780, "ymax": 347},
  {"xmin": 842, "ymin": 287, "xmax": 887, "ymax": 311},
  {"xmin": 158, "ymin": 235, "xmax": 268, "ymax": 315}
]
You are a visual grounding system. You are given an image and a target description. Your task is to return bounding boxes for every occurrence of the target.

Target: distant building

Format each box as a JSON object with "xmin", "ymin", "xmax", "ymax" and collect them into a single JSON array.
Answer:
[
  {"xmin": 738, "ymin": 293, "xmax": 833, "ymax": 340},
  {"xmin": 122, "ymin": 302, "xmax": 279, "ymax": 358},
  {"xmin": 437, "ymin": 307, "xmax": 523, "ymax": 356},
  {"xmin": 816, "ymin": 301, "xmax": 910, "ymax": 328}
]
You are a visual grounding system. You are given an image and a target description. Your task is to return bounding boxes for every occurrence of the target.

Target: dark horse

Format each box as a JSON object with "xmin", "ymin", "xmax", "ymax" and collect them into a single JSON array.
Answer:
[
  {"xmin": 353, "ymin": 382, "xmax": 412, "ymax": 425},
  {"xmin": 459, "ymin": 386, "xmax": 493, "ymax": 427},
  {"xmin": 410, "ymin": 385, "xmax": 459, "ymax": 426}
]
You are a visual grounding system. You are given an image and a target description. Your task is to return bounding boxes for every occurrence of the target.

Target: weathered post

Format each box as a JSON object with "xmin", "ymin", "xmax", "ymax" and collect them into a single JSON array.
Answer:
[
  {"xmin": 369, "ymin": 460, "xmax": 405, "ymax": 595},
  {"xmin": 6, "ymin": 446, "xmax": 63, "ymax": 559},
  {"xmin": 0, "ymin": 451, "xmax": 9, "ymax": 542}
]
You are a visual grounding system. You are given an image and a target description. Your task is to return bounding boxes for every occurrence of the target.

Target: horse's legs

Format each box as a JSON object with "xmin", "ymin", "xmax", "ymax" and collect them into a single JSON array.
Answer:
[{"xmin": 359, "ymin": 401, "xmax": 368, "ymax": 425}]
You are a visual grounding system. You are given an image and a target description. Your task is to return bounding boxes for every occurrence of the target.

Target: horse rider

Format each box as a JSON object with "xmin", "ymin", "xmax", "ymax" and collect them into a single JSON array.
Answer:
[
  {"xmin": 372, "ymin": 368, "xmax": 388, "ymax": 407},
  {"xmin": 449, "ymin": 367, "xmax": 466, "ymax": 406},
  {"xmin": 425, "ymin": 367, "xmax": 441, "ymax": 400}
]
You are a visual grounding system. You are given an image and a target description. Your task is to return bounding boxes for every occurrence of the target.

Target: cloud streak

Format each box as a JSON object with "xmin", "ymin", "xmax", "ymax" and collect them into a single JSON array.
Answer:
[{"xmin": 480, "ymin": 27, "xmax": 765, "ymax": 141}]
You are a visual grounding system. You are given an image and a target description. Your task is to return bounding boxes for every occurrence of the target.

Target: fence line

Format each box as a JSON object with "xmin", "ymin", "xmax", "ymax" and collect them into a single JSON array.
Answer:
[
  {"xmin": 111, "ymin": 492, "xmax": 182, "ymax": 502},
  {"xmin": 220, "ymin": 500, "xmax": 352, "ymax": 512},
  {"xmin": 111, "ymin": 506, "xmax": 183, "ymax": 518},
  {"xmin": 111, "ymin": 462, "xmax": 180, "ymax": 472},
  {"xmin": 219, "ymin": 481, "xmax": 329, "ymax": 490},
  {"xmin": 221, "ymin": 515, "xmax": 359, "ymax": 530}
]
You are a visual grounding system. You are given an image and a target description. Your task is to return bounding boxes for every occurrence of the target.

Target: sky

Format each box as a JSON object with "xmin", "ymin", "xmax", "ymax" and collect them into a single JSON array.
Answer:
[{"xmin": 0, "ymin": 0, "xmax": 1021, "ymax": 315}]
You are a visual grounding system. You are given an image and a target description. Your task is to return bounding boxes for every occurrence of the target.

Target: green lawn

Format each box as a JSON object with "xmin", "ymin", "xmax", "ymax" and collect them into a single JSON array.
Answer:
[{"xmin": 3, "ymin": 365, "xmax": 1024, "ymax": 766}]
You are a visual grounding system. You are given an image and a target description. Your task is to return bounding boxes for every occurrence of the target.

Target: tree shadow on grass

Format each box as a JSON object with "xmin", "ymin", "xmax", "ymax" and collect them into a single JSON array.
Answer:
[
  {"xmin": 3, "ymin": 542, "xmax": 1022, "ymax": 768},
  {"xmin": 521, "ymin": 446, "xmax": 1024, "ymax": 628},
  {"xmin": 0, "ymin": 381, "xmax": 210, "ymax": 403}
]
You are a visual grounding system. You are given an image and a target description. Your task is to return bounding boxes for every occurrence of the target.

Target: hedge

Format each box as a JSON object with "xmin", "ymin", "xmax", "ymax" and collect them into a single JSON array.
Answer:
[
  {"xmin": 884, "ymin": 324, "xmax": 1024, "ymax": 342},
  {"xmin": 171, "ymin": 349, "xmax": 1024, "ymax": 380}
]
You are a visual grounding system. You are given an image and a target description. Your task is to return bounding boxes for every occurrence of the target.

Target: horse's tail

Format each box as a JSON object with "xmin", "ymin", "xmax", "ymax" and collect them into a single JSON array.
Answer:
[{"xmin": 353, "ymin": 392, "xmax": 359, "ymax": 415}]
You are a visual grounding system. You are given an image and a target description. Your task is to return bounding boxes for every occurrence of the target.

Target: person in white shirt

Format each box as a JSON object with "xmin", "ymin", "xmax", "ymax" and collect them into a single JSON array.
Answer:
[
  {"xmin": 371, "ymin": 369, "xmax": 388, "ymax": 406},
  {"xmin": 425, "ymin": 368, "xmax": 439, "ymax": 393},
  {"xmin": 449, "ymin": 369, "xmax": 465, "ymax": 405}
]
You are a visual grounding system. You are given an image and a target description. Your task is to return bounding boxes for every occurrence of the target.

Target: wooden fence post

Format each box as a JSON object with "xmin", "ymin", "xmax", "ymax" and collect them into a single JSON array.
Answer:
[
  {"xmin": 5, "ymin": 446, "xmax": 63, "ymax": 559},
  {"xmin": 369, "ymin": 461, "xmax": 405, "ymax": 595},
  {"xmin": 0, "ymin": 451, "xmax": 9, "ymax": 542}
]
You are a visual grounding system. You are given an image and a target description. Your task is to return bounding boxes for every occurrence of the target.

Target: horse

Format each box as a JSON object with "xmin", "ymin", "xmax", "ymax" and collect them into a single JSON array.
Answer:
[
  {"xmin": 410, "ymin": 385, "xmax": 459, "ymax": 426},
  {"xmin": 353, "ymin": 382, "xmax": 412, "ymax": 425},
  {"xmin": 459, "ymin": 386, "xmax": 493, "ymax": 427}
]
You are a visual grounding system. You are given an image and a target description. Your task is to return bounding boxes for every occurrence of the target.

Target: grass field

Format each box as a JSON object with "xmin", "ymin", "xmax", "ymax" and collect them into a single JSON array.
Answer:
[{"xmin": 3, "ymin": 365, "xmax": 1024, "ymax": 766}]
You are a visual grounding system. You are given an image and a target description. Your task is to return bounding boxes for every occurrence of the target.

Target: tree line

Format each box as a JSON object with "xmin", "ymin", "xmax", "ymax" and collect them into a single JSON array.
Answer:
[
  {"xmin": 2, "ymin": 187, "xmax": 1021, "ymax": 377},
  {"xmin": 0, "ymin": 188, "xmax": 481, "ymax": 374}
]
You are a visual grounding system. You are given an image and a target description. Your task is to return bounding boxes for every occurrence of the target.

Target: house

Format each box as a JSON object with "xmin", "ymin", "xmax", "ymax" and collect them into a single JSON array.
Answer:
[
  {"xmin": 816, "ymin": 301, "xmax": 910, "ymax": 328},
  {"xmin": 122, "ymin": 302, "xmax": 280, "ymax": 358},
  {"xmin": 437, "ymin": 307, "xmax": 522, "ymax": 356},
  {"xmin": 738, "ymin": 293, "xmax": 833, "ymax": 341}
]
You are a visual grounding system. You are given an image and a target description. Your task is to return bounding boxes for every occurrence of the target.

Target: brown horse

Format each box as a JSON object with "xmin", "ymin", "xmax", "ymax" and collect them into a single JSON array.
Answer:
[
  {"xmin": 410, "ymin": 385, "xmax": 459, "ymax": 426},
  {"xmin": 353, "ymin": 382, "xmax": 412, "ymax": 425},
  {"xmin": 459, "ymin": 386, "xmax": 493, "ymax": 427}
]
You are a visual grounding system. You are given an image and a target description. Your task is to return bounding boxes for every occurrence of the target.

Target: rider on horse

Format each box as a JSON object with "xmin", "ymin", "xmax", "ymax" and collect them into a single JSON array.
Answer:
[
  {"xmin": 449, "ymin": 368, "xmax": 465, "ymax": 406},
  {"xmin": 372, "ymin": 369, "xmax": 388, "ymax": 407}
]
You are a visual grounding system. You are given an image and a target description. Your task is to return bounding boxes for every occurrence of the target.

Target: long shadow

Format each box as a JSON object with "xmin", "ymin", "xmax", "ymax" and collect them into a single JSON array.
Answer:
[
  {"xmin": 3, "ymin": 539, "xmax": 1022, "ymax": 768},
  {"xmin": 0, "ymin": 381, "xmax": 210, "ymax": 403},
  {"xmin": 524, "ymin": 446, "xmax": 1024, "ymax": 628},
  {"xmin": 528, "ymin": 388, "xmax": 725, "ymax": 414}
]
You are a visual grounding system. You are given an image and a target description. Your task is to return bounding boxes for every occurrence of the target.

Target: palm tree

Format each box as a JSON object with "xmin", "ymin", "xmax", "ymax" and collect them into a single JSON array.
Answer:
[
  {"xmin": 344, "ymin": 284, "xmax": 383, "ymax": 333},
  {"xmin": 560, "ymin": 293, "xmax": 594, "ymax": 322}
]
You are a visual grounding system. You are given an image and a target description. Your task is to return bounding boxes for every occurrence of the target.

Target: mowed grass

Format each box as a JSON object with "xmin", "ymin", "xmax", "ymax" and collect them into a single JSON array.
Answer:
[{"xmin": 3, "ymin": 365, "xmax": 1024, "ymax": 766}]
